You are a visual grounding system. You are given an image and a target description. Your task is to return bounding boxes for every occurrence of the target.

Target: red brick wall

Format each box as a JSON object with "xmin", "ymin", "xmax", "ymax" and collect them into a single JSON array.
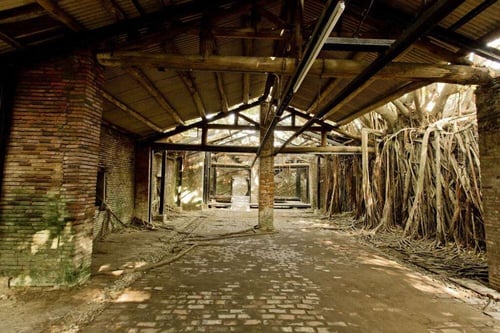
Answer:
[
  {"xmin": 94, "ymin": 125, "xmax": 135, "ymax": 238},
  {"xmin": 134, "ymin": 146, "xmax": 151, "ymax": 223},
  {"xmin": 476, "ymin": 80, "xmax": 500, "ymax": 290},
  {"xmin": 0, "ymin": 51, "xmax": 103, "ymax": 286}
]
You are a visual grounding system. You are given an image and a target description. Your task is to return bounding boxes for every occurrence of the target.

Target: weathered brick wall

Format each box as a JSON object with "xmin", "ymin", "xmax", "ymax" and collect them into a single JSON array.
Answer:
[
  {"xmin": 94, "ymin": 125, "xmax": 135, "ymax": 238},
  {"xmin": 476, "ymin": 80, "xmax": 500, "ymax": 290},
  {"xmin": 0, "ymin": 51, "xmax": 103, "ymax": 286}
]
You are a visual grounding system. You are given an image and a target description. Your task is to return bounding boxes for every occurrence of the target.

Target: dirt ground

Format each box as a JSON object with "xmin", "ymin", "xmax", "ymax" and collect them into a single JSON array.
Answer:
[{"xmin": 0, "ymin": 209, "xmax": 499, "ymax": 332}]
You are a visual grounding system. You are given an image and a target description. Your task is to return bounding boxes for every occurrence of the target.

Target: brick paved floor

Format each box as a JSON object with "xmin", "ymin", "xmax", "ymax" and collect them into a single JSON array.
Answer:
[{"xmin": 81, "ymin": 210, "xmax": 499, "ymax": 333}]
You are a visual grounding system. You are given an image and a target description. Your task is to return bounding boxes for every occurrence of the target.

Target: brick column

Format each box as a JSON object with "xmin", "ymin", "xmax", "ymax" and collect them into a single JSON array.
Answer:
[
  {"xmin": 258, "ymin": 102, "xmax": 274, "ymax": 231},
  {"xmin": 476, "ymin": 79, "xmax": 500, "ymax": 291},
  {"xmin": 134, "ymin": 145, "xmax": 151, "ymax": 223},
  {"xmin": 0, "ymin": 51, "xmax": 103, "ymax": 286}
]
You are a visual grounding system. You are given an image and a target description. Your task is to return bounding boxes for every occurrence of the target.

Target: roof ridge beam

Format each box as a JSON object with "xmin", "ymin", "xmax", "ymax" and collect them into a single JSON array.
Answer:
[{"xmin": 96, "ymin": 53, "xmax": 494, "ymax": 85}]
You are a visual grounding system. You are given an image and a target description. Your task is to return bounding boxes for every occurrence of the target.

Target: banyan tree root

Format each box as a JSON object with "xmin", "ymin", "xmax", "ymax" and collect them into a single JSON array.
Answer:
[{"xmin": 360, "ymin": 115, "xmax": 484, "ymax": 251}]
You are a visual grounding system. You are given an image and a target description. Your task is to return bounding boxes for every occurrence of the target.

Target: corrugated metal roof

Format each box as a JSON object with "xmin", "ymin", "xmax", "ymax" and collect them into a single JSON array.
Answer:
[{"xmin": 0, "ymin": 0, "xmax": 497, "ymax": 138}]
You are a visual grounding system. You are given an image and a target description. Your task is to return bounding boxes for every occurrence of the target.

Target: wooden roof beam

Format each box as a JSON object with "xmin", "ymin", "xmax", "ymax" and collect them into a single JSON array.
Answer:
[
  {"xmin": 0, "ymin": 30, "xmax": 23, "ymax": 49},
  {"xmin": 215, "ymin": 72, "xmax": 229, "ymax": 113},
  {"xmin": 102, "ymin": 90, "xmax": 163, "ymax": 132},
  {"xmin": 151, "ymin": 143, "xmax": 375, "ymax": 154},
  {"xmin": 211, "ymin": 27, "xmax": 287, "ymax": 40},
  {"xmin": 98, "ymin": 0, "xmax": 127, "ymax": 21},
  {"xmin": 177, "ymin": 71, "xmax": 207, "ymax": 118},
  {"xmin": 142, "ymin": 98, "xmax": 263, "ymax": 144},
  {"xmin": 97, "ymin": 53, "xmax": 494, "ymax": 85},
  {"xmin": 126, "ymin": 67, "xmax": 185, "ymax": 125},
  {"xmin": 35, "ymin": 0, "xmax": 84, "ymax": 32}
]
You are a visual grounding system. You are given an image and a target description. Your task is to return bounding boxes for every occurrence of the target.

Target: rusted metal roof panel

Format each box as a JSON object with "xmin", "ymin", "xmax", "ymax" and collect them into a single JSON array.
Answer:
[{"xmin": 57, "ymin": 0, "xmax": 112, "ymax": 30}]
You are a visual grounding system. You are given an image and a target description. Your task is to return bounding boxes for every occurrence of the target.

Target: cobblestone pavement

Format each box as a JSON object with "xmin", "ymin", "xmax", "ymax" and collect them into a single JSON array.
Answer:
[{"xmin": 81, "ymin": 210, "xmax": 499, "ymax": 333}]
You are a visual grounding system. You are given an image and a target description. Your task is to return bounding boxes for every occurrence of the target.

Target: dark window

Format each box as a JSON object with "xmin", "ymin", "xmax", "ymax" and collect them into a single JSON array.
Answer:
[{"xmin": 96, "ymin": 168, "xmax": 106, "ymax": 209}]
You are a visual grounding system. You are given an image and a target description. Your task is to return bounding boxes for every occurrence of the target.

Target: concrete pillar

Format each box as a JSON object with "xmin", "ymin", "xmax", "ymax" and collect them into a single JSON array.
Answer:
[
  {"xmin": 476, "ymin": 80, "xmax": 500, "ymax": 291},
  {"xmin": 258, "ymin": 102, "xmax": 274, "ymax": 231},
  {"xmin": 0, "ymin": 51, "xmax": 103, "ymax": 286}
]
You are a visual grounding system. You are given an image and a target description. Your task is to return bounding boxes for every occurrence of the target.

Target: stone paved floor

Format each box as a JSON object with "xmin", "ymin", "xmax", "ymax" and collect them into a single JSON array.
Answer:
[{"xmin": 81, "ymin": 210, "xmax": 499, "ymax": 333}]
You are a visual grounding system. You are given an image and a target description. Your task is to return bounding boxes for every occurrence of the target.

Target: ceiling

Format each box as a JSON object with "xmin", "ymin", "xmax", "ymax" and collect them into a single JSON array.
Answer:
[{"xmin": 0, "ymin": 0, "xmax": 498, "ymax": 144}]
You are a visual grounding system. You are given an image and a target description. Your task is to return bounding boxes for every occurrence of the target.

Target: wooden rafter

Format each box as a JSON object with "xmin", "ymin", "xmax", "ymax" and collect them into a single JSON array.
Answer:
[
  {"xmin": 98, "ymin": 0, "xmax": 127, "ymax": 21},
  {"xmin": 306, "ymin": 53, "xmax": 365, "ymax": 114},
  {"xmin": 166, "ymin": 43, "xmax": 206, "ymax": 118},
  {"xmin": 202, "ymin": 124, "xmax": 325, "ymax": 132},
  {"xmin": 126, "ymin": 67, "xmax": 185, "ymax": 125},
  {"xmin": 215, "ymin": 72, "xmax": 229, "ymax": 113},
  {"xmin": 177, "ymin": 71, "xmax": 207, "ymax": 118},
  {"xmin": 143, "ymin": 98, "xmax": 263, "ymax": 143},
  {"xmin": 258, "ymin": 7, "xmax": 287, "ymax": 28},
  {"xmin": 97, "ymin": 53, "xmax": 494, "ymax": 85},
  {"xmin": 35, "ymin": 0, "xmax": 84, "ymax": 32},
  {"xmin": 210, "ymin": 27, "xmax": 287, "ymax": 40},
  {"xmin": 131, "ymin": 0, "xmax": 145, "ymax": 16},
  {"xmin": 102, "ymin": 90, "xmax": 163, "ymax": 132},
  {"xmin": 0, "ymin": 30, "xmax": 23, "ymax": 49}
]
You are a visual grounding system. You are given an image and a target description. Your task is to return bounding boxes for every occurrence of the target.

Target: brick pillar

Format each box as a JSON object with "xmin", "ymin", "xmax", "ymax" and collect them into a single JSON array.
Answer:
[
  {"xmin": 134, "ymin": 145, "xmax": 151, "ymax": 223},
  {"xmin": 258, "ymin": 102, "xmax": 274, "ymax": 231},
  {"xmin": 476, "ymin": 79, "xmax": 500, "ymax": 291},
  {"xmin": 0, "ymin": 51, "xmax": 103, "ymax": 286}
]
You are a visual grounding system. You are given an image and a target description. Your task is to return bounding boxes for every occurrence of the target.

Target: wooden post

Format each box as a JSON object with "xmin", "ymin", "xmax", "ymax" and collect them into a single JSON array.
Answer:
[
  {"xmin": 202, "ymin": 152, "xmax": 211, "ymax": 208},
  {"xmin": 258, "ymin": 102, "xmax": 274, "ymax": 231},
  {"xmin": 159, "ymin": 150, "xmax": 167, "ymax": 215}
]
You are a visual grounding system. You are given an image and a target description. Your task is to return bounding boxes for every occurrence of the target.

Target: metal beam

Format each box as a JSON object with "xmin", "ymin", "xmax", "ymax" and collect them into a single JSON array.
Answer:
[
  {"xmin": 430, "ymin": 26, "xmax": 500, "ymax": 62},
  {"xmin": 256, "ymin": 0, "xmax": 346, "ymax": 164},
  {"xmin": 276, "ymin": 0, "xmax": 466, "ymax": 154},
  {"xmin": 142, "ymin": 98, "xmax": 263, "ymax": 143}
]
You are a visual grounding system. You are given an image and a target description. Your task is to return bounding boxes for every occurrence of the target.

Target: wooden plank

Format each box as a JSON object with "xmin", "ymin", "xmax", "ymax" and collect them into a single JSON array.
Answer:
[
  {"xmin": 97, "ymin": 53, "xmax": 493, "ymax": 85},
  {"xmin": 102, "ymin": 90, "xmax": 163, "ymax": 132},
  {"xmin": 126, "ymin": 67, "xmax": 185, "ymax": 125}
]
